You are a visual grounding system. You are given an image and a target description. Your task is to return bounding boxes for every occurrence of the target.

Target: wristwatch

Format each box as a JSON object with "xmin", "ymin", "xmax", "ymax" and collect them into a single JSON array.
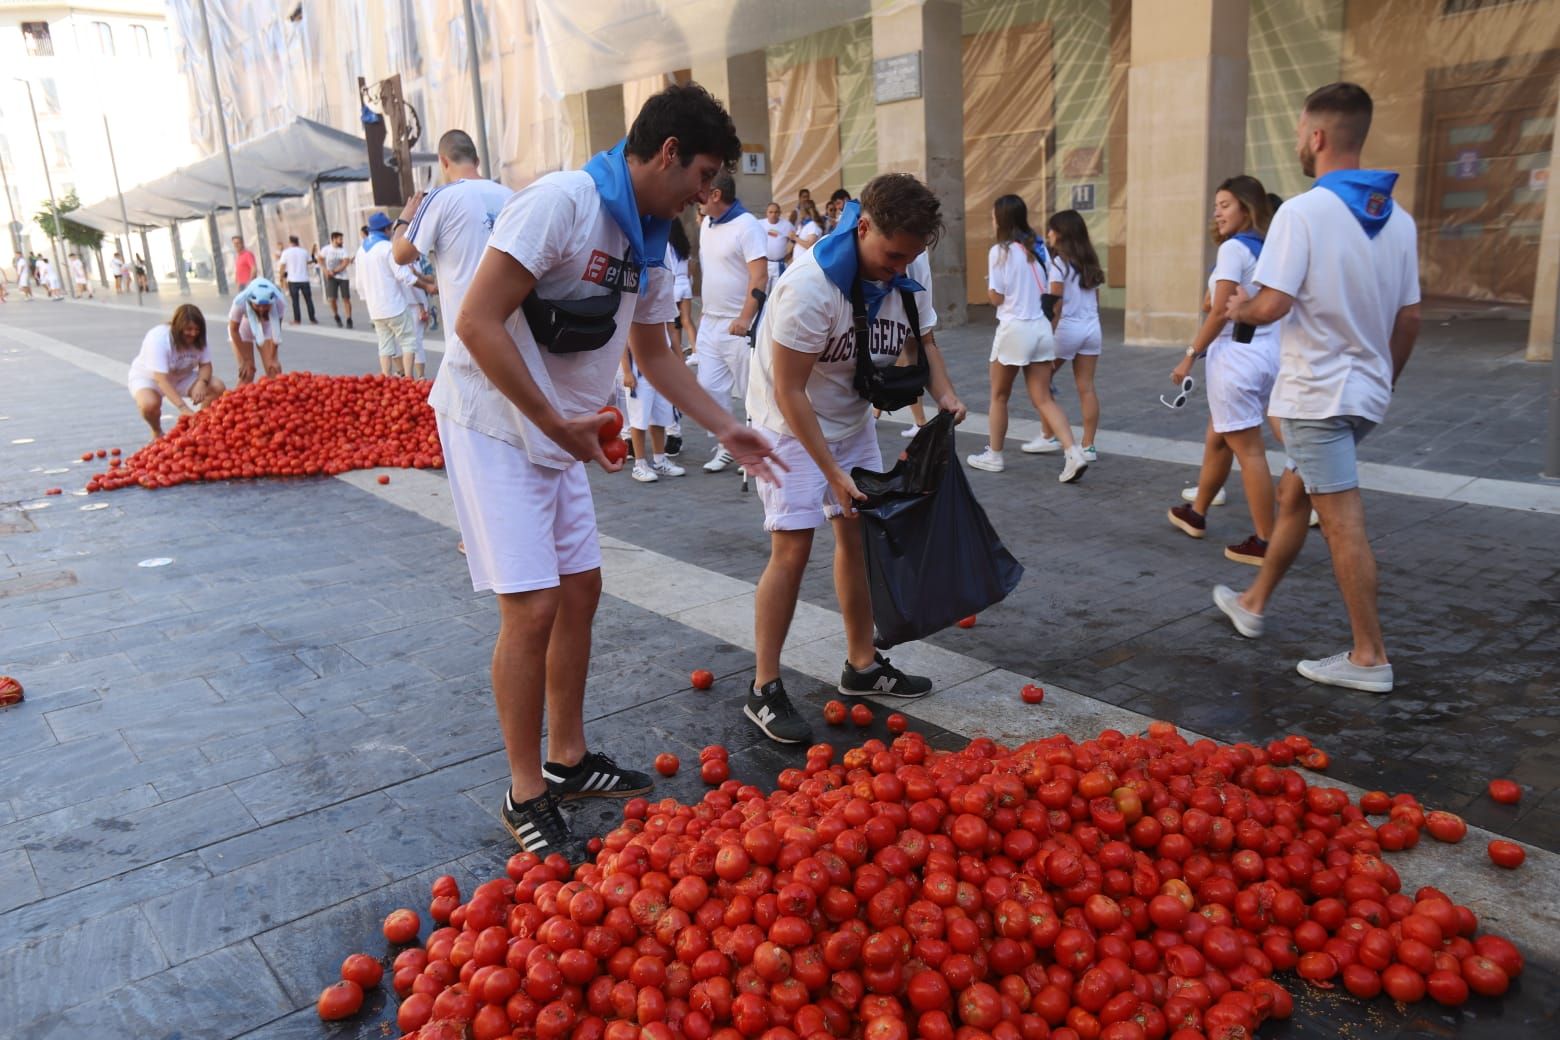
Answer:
[
  {"xmin": 1184, "ymin": 346, "xmax": 1197, "ymax": 358},
  {"xmin": 392, "ymin": 219, "xmax": 410, "ymax": 229}
]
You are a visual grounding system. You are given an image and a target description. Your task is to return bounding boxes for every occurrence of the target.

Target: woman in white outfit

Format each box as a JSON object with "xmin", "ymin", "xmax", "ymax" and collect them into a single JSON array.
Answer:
[
  {"xmin": 1040, "ymin": 210, "xmax": 1104, "ymax": 460},
  {"xmin": 967, "ymin": 195, "xmax": 1087, "ymax": 483},
  {"xmin": 1167, "ymin": 176, "xmax": 1282, "ymax": 566},
  {"xmin": 668, "ymin": 219, "xmax": 696, "ymax": 359},
  {"xmin": 788, "ymin": 200, "xmax": 823, "ymax": 261},
  {"xmin": 128, "ymin": 304, "xmax": 226, "ymax": 440}
]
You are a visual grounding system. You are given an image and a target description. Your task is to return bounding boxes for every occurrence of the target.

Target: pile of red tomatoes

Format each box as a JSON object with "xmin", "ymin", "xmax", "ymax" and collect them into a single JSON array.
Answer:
[
  {"xmin": 85, "ymin": 373, "xmax": 442, "ymax": 491},
  {"xmin": 333, "ymin": 722, "xmax": 1524, "ymax": 1040}
]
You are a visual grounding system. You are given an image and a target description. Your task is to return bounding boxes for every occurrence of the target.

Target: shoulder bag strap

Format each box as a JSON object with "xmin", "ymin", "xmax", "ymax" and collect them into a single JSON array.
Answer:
[
  {"xmin": 850, "ymin": 277, "xmax": 875, "ymax": 395},
  {"xmin": 899, "ymin": 288, "xmax": 929, "ymax": 380}
]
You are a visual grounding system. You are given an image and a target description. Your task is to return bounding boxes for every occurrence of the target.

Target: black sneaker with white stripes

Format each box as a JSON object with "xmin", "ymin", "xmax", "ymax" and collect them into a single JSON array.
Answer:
[
  {"xmin": 839, "ymin": 652, "xmax": 933, "ymax": 699},
  {"xmin": 745, "ymin": 678, "xmax": 813, "ymax": 744},
  {"xmin": 501, "ymin": 788, "xmax": 578, "ymax": 858},
  {"xmin": 543, "ymin": 751, "xmax": 653, "ymax": 801}
]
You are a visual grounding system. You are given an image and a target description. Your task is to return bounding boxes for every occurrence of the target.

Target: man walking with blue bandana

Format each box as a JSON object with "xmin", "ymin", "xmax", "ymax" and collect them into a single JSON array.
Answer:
[
  {"xmin": 744, "ymin": 173, "xmax": 967, "ymax": 744},
  {"xmin": 695, "ymin": 170, "xmax": 769, "ymax": 472},
  {"xmin": 442, "ymin": 84, "xmax": 786, "ymax": 860},
  {"xmin": 1213, "ymin": 82, "xmax": 1421, "ymax": 695}
]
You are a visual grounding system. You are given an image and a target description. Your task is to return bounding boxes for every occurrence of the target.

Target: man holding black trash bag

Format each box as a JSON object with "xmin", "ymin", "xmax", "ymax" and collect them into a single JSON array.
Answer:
[{"xmin": 744, "ymin": 173, "xmax": 967, "ymax": 745}]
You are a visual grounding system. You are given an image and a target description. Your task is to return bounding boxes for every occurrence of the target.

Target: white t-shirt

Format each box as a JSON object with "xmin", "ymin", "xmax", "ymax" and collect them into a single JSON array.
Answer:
[
  {"xmin": 69, "ymin": 257, "xmax": 87, "ymax": 283},
  {"xmin": 699, "ymin": 210, "xmax": 767, "ymax": 317},
  {"xmin": 1208, "ymin": 238, "xmax": 1278, "ymax": 348},
  {"xmin": 228, "ymin": 296, "xmax": 282, "ymax": 344},
  {"xmin": 1255, "ymin": 186, "xmax": 1419, "ymax": 423},
  {"xmin": 667, "ymin": 245, "xmax": 692, "ymax": 301},
  {"xmin": 762, "ymin": 218, "xmax": 794, "ymax": 262},
  {"xmin": 1048, "ymin": 254, "xmax": 1099, "ymax": 327},
  {"xmin": 129, "ymin": 324, "xmax": 210, "ymax": 386},
  {"xmin": 108, "ymin": 256, "xmax": 125, "ymax": 277},
  {"xmin": 747, "ymin": 251, "xmax": 937, "ymax": 442},
  {"xmin": 408, "ymin": 177, "xmax": 512, "ymax": 338},
  {"xmin": 987, "ymin": 242, "xmax": 1048, "ymax": 323},
  {"xmin": 427, "ymin": 170, "xmax": 676, "ymax": 468},
  {"xmin": 319, "ymin": 243, "xmax": 350, "ymax": 280},
  {"xmin": 357, "ymin": 239, "xmax": 416, "ymax": 320},
  {"xmin": 793, "ymin": 221, "xmax": 823, "ymax": 259},
  {"xmin": 279, "ymin": 245, "xmax": 312, "ymax": 283}
]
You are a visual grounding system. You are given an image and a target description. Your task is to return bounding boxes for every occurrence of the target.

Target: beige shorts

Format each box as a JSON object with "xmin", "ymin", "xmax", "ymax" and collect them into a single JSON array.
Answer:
[{"xmin": 756, "ymin": 417, "xmax": 883, "ymax": 532}]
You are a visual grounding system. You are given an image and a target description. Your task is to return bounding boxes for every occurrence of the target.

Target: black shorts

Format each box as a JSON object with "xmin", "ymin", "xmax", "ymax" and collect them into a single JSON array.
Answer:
[{"xmin": 325, "ymin": 277, "xmax": 350, "ymax": 301}]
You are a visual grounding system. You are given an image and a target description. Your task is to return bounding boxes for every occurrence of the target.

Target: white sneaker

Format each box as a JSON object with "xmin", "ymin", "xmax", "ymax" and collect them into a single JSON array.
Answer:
[
  {"xmin": 1297, "ymin": 651, "xmax": 1393, "ymax": 693},
  {"xmin": 967, "ymin": 448, "xmax": 1005, "ymax": 473},
  {"xmin": 685, "ymin": 353, "xmax": 699, "ymax": 367},
  {"xmin": 1183, "ymin": 486, "xmax": 1228, "ymax": 507},
  {"xmin": 651, "ymin": 458, "xmax": 685, "ymax": 477},
  {"xmin": 1059, "ymin": 446, "xmax": 1088, "ymax": 484},
  {"xmin": 900, "ymin": 425, "xmax": 920, "ymax": 439},
  {"xmin": 703, "ymin": 447, "xmax": 735, "ymax": 473},
  {"xmin": 631, "ymin": 463, "xmax": 658, "ymax": 483},
  {"xmin": 1082, "ymin": 445, "xmax": 1098, "ymax": 463},
  {"xmin": 1309, "ymin": 509, "xmax": 1321, "ymax": 528},
  {"xmin": 1021, "ymin": 436, "xmax": 1062, "ymax": 454},
  {"xmin": 1212, "ymin": 584, "xmax": 1264, "ymax": 638}
]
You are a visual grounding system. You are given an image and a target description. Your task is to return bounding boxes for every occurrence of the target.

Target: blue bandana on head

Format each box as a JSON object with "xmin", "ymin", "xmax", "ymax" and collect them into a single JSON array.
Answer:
[
  {"xmin": 583, "ymin": 138, "xmax": 670, "ymax": 272},
  {"xmin": 710, "ymin": 199, "xmax": 748, "ymax": 225},
  {"xmin": 811, "ymin": 200, "xmax": 925, "ymax": 321},
  {"xmin": 234, "ymin": 277, "xmax": 283, "ymax": 343},
  {"xmin": 1315, "ymin": 170, "xmax": 1397, "ymax": 239},
  {"xmin": 1231, "ymin": 231, "xmax": 1264, "ymax": 260}
]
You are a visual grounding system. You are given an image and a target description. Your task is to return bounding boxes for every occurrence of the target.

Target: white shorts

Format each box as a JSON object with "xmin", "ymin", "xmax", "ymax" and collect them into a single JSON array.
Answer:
[
  {"xmin": 1054, "ymin": 320, "xmax": 1102, "ymax": 361},
  {"xmin": 675, "ymin": 277, "xmax": 693, "ymax": 302},
  {"xmin": 989, "ymin": 318, "xmax": 1056, "ymax": 366},
  {"xmin": 1206, "ymin": 337, "xmax": 1278, "ymax": 433},
  {"xmin": 757, "ymin": 418, "xmax": 883, "ymax": 532},
  {"xmin": 128, "ymin": 369, "xmax": 198, "ymax": 396},
  {"xmin": 437, "ymin": 415, "xmax": 602, "ymax": 594},
  {"xmin": 624, "ymin": 371, "xmax": 674, "ymax": 430},
  {"xmin": 374, "ymin": 309, "xmax": 418, "ymax": 358},
  {"xmin": 695, "ymin": 320, "xmax": 750, "ymax": 405}
]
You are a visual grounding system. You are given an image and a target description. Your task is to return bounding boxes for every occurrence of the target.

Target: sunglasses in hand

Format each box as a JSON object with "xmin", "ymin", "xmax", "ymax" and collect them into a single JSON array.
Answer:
[{"xmin": 1160, "ymin": 376, "xmax": 1195, "ymax": 410}]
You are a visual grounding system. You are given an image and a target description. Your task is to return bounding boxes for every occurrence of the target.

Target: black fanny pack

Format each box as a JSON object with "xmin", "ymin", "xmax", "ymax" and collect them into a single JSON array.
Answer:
[
  {"xmin": 851, "ymin": 279, "xmax": 928, "ymax": 412},
  {"xmin": 521, "ymin": 290, "xmax": 620, "ymax": 354}
]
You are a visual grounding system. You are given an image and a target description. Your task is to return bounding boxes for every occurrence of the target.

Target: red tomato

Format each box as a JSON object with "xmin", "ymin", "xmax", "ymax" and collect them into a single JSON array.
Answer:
[
  {"xmin": 376, "ymin": 474, "xmax": 390, "ymax": 485},
  {"xmin": 598, "ymin": 405, "xmax": 624, "ymax": 441},
  {"xmin": 700, "ymin": 758, "xmax": 729, "ymax": 785},
  {"xmin": 654, "ymin": 753, "xmax": 680, "ymax": 777},
  {"xmin": 1424, "ymin": 811, "xmax": 1467, "ymax": 843},
  {"xmin": 340, "ymin": 953, "xmax": 383, "ymax": 989},
  {"xmin": 0, "ymin": 676, "xmax": 22, "ymax": 707},
  {"xmin": 886, "ymin": 713, "xmax": 908, "ymax": 735},
  {"xmin": 382, "ymin": 908, "xmax": 420, "ymax": 944},
  {"xmin": 1020, "ymin": 684, "xmax": 1045, "ymax": 704},
  {"xmin": 1461, "ymin": 955, "xmax": 1511, "ymax": 997},
  {"xmin": 691, "ymin": 669, "xmax": 715, "ymax": 690},
  {"xmin": 316, "ymin": 980, "xmax": 364, "ymax": 1020},
  {"xmin": 1487, "ymin": 839, "xmax": 1525, "ymax": 869},
  {"xmin": 1487, "ymin": 779, "xmax": 1521, "ymax": 804},
  {"xmin": 955, "ymin": 616, "xmax": 977, "ymax": 629},
  {"xmin": 823, "ymin": 700, "xmax": 847, "ymax": 725},
  {"xmin": 603, "ymin": 439, "xmax": 629, "ymax": 465},
  {"xmin": 850, "ymin": 703, "xmax": 873, "ymax": 727}
]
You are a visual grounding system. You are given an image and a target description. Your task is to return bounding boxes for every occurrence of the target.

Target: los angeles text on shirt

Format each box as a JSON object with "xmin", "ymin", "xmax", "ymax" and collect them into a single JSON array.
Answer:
[
  {"xmin": 816, "ymin": 314, "xmax": 912, "ymax": 365},
  {"xmin": 583, "ymin": 250, "xmax": 641, "ymax": 293}
]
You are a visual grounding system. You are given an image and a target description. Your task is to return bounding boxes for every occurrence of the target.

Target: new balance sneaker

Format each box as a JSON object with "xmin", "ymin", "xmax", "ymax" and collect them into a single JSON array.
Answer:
[
  {"xmin": 1059, "ymin": 446, "xmax": 1088, "ymax": 484},
  {"xmin": 703, "ymin": 447, "xmax": 735, "ymax": 473},
  {"xmin": 1081, "ymin": 445, "xmax": 1098, "ymax": 463},
  {"xmin": 746, "ymin": 678, "xmax": 813, "ymax": 744},
  {"xmin": 651, "ymin": 458, "xmax": 686, "ymax": 477},
  {"xmin": 502, "ymin": 788, "xmax": 579, "ymax": 858},
  {"xmin": 967, "ymin": 447, "xmax": 1005, "ymax": 472},
  {"xmin": 631, "ymin": 462, "xmax": 658, "ymax": 483},
  {"xmin": 544, "ymin": 751, "xmax": 654, "ymax": 800},
  {"xmin": 1168, "ymin": 504, "xmax": 1206, "ymax": 538},
  {"xmin": 665, "ymin": 435, "xmax": 683, "ymax": 457},
  {"xmin": 1182, "ymin": 486, "xmax": 1228, "ymax": 506},
  {"xmin": 840, "ymin": 652, "xmax": 932, "ymax": 699},
  {"xmin": 1021, "ymin": 435, "xmax": 1062, "ymax": 454},
  {"xmin": 1224, "ymin": 535, "xmax": 1268, "ymax": 566},
  {"xmin": 1296, "ymin": 651, "xmax": 1393, "ymax": 694}
]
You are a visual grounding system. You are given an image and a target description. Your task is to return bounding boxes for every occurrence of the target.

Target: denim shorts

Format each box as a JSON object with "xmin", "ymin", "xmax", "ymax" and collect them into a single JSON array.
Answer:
[{"xmin": 1281, "ymin": 415, "xmax": 1377, "ymax": 494}]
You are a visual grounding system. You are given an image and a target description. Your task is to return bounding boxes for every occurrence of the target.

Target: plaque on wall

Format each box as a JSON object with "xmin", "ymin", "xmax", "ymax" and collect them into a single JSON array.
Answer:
[{"xmin": 874, "ymin": 52, "xmax": 923, "ymax": 104}]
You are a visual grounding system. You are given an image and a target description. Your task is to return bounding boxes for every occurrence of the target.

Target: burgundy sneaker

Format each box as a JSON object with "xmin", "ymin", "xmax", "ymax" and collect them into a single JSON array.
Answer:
[
  {"xmin": 1168, "ymin": 504, "xmax": 1206, "ymax": 539},
  {"xmin": 1224, "ymin": 535, "xmax": 1268, "ymax": 566}
]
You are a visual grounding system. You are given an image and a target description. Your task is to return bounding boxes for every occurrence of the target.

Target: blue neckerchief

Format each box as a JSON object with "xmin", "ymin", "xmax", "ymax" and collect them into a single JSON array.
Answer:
[
  {"xmin": 1025, "ymin": 239, "xmax": 1049, "ymax": 268},
  {"xmin": 710, "ymin": 199, "xmax": 748, "ymax": 225},
  {"xmin": 1315, "ymin": 170, "xmax": 1397, "ymax": 239},
  {"xmin": 1231, "ymin": 231, "xmax": 1264, "ymax": 260},
  {"xmin": 365, "ymin": 231, "xmax": 391, "ymax": 249},
  {"xmin": 812, "ymin": 200, "xmax": 924, "ymax": 321},
  {"xmin": 583, "ymin": 138, "xmax": 670, "ymax": 270}
]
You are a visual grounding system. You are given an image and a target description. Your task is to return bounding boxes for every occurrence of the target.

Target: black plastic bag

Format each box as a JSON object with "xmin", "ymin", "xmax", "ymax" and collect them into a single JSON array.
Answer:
[{"xmin": 852, "ymin": 413, "xmax": 1025, "ymax": 649}]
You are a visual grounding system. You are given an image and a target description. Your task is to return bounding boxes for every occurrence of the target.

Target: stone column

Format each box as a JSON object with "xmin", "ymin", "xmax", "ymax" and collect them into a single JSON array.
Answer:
[
  {"xmin": 170, "ymin": 220, "xmax": 191, "ymax": 296},
  {"xmin": 208, "ymin": 213, "xmax": 229, "ymax": 296},
  {"xmin": 139, "ymin": 230, "xmax": 158, "ymax": 292},
  {"xmin": 251, "ymin": 199, "xmax": 273, "ymax": 283},
  {"xmin": 692, "ymin": 51, "xmax": 773, "ymax": 208},
  {"xmin": 873, "ymin": 0, "xmax": 966, "ymax": 325},
  {"xmin": 1527, "ymin": 89, "xmax": 1560, "ymax": 364},
  {"xmin": 1124, "ymin": 0, "xmax": 1249, "ymax": 344},
  {"xmin": 567, "ymin": 86, "xmax": 629, "ymax": 169}
]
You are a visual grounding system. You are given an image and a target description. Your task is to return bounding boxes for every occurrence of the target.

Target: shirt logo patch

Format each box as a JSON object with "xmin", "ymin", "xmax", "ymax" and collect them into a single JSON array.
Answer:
[
  {"xmin": 1365, "ymin": 192, "xmax": 1388, "ymax": 217},
  {"xmin": 583, "ymin": 249, "xmax": 641, "ymax": 293}
]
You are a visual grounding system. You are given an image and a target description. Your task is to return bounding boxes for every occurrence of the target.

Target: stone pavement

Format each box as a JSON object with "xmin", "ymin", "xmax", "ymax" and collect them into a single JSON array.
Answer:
[{"xmin": 1, "ymin": 301, "xmax": 1557, "ymax": 1038}]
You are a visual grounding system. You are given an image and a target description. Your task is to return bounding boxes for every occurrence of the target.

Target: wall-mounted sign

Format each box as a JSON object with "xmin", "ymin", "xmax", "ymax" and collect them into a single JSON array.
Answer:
[
  {"xmin": 1071, "ymin": 183, "xmax": 1096, "ymax": 212},
  {"xmin": 741, "ymin": 147, "xmax": 767, "ymax": 176},
  {"xmin": 874, "ymin": 52, "xmax": 922, "ymax": 104}
]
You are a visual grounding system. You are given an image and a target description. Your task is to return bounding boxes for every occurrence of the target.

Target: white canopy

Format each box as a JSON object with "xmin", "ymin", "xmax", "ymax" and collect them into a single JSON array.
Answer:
[{"xmin": 70, "ymin": 116, "xmax": 434, "ymax": 231}]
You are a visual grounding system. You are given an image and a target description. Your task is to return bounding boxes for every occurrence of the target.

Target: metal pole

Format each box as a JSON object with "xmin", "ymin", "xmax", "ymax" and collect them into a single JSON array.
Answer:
[
  {"xmin": 169, "ymin": 220, "xmax": 190, "ymax": 296},
  {"xmin": 1547, "ymin": 260, "xmax": 1560, "ymax": 479},
  {"xmin": 251, "ymin": 196, "xmax": 272, "ymax": 282},
  {"xmin": 0, "ymin": 148, "xmax": 21, "ymax": 255},
  {"xmin": 18, "ymin": 79, "xmax": 71, "ymax": 300},
  {"xmin": 103, "ymin": 115, "xmax": 142, "ymax": 307},
  {"xmin": 197, "ymin": 0, "xmax": 245, "ymax": 245},
  {"xmin": 138, "ymin": 229, "xmax": 158, "ymax": 292},
  {"xmin": 461, "ymin": 0, "xmax": 492, "ymax": 178}
]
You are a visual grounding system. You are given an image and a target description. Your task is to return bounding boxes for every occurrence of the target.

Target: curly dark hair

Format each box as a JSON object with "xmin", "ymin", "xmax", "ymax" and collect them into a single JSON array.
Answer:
[
  {"xmin": 626, "ymin": 83, "xmax": 741, "ymax": 169},
  {"xmin": 859, "ymin": 173, "xmax": 943, "ymax": 247}
]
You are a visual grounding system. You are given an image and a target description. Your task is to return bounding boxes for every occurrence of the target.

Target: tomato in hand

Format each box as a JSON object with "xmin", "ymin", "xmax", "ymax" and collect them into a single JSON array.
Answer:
[
  {"xmin": 602, "ymin": 438, "xmax": 628, "ymax": 466},
  {"xmin": 597, "ymin": 405, "xmax": 624, "ymax": 441}
]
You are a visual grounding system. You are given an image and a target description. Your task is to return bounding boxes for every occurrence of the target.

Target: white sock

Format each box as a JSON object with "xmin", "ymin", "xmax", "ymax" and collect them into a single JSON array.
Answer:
[{"xmin": 653, "ymin": 453, "xmax": 666, "ymax": 464}]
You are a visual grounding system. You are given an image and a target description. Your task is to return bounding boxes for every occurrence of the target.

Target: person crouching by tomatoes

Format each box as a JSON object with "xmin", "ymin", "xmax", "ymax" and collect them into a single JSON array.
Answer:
[
  {"xmin": 227, "ymin": 278, "xmax": 285, "ymax": 385},
  {"xmin": 443, "ymin": 83, "xmax": 785, "ymax": 861},
  {"xmin": 129, "ymin": 304, "xmax": 226, "ymax": 440}
]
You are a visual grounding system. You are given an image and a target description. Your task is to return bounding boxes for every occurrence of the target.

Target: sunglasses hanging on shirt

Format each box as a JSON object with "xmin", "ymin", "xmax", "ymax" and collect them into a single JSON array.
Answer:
[{"xmin": 1160, "ymin": 376, "xmax": 1195, "ymax": 410}]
